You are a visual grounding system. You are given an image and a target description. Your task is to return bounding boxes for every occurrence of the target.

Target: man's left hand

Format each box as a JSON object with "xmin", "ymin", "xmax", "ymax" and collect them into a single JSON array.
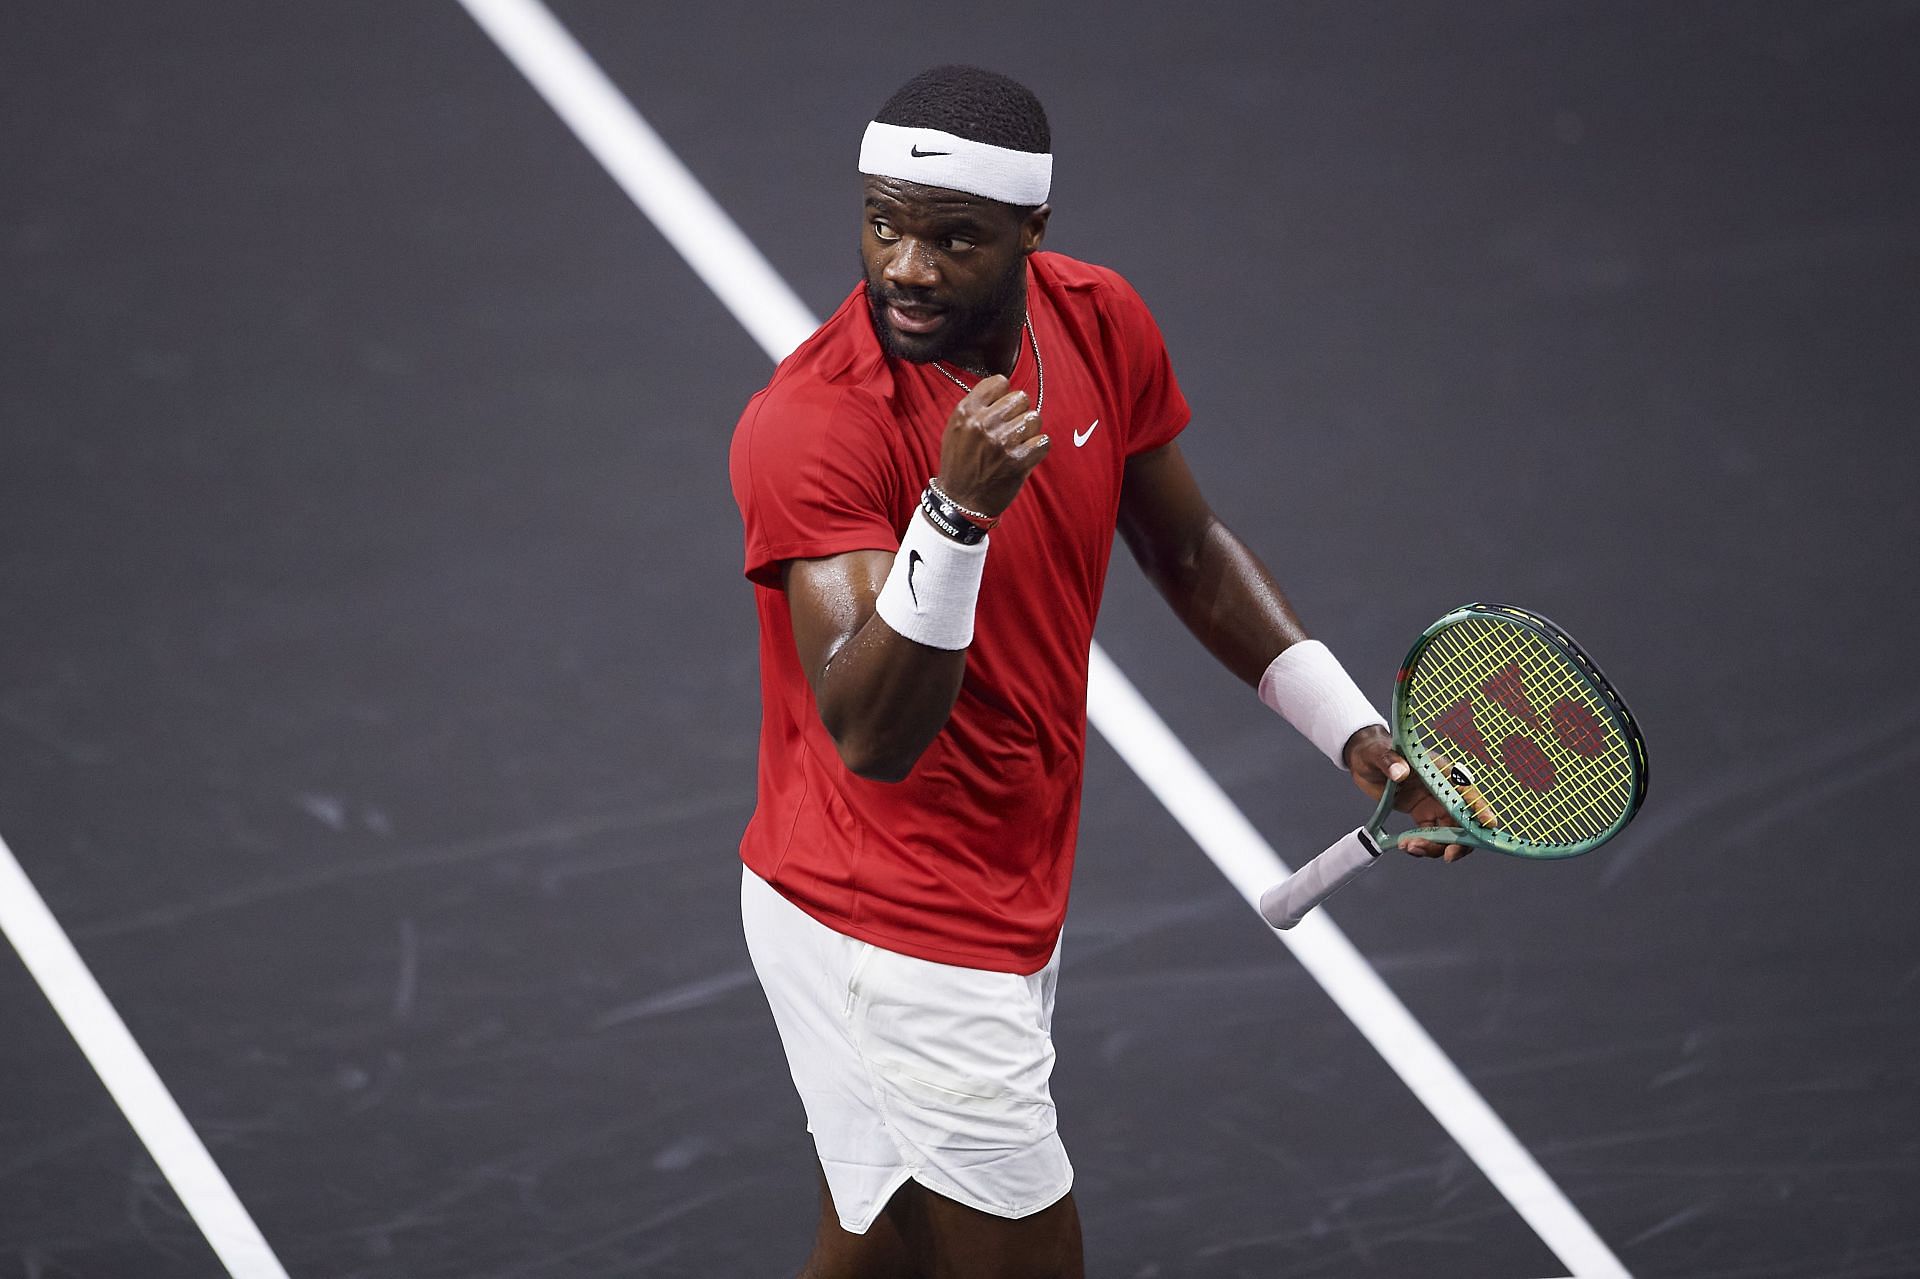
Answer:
[{"xmin": 1342, "ymin": 726, "xmax": 1473, "ymax": 862}]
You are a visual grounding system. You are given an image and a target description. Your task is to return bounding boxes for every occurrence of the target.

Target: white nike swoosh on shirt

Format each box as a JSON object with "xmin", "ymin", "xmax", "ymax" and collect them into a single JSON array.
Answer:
[{"xmin": 1073, "ymin": 419, "xmax": 1100, "ymax": 447}]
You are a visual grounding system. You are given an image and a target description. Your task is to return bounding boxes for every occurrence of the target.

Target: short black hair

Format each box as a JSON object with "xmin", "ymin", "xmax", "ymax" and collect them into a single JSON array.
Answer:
[{"xmin": 873, "ymin": 65, "xmax": 1050, "ymax": 154}]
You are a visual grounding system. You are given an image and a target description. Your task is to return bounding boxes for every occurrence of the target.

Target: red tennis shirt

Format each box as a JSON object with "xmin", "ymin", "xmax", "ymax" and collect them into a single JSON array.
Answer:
[{"xmin": 729, "ymin": 251, "xmax": 1190, "ymax": 973}]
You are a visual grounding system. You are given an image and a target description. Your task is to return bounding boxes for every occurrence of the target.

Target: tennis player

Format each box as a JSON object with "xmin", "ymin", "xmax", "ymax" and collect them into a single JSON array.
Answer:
[{"xmin": 729, "ymin": 65, "xmax": 1467, "ymax": 1278}]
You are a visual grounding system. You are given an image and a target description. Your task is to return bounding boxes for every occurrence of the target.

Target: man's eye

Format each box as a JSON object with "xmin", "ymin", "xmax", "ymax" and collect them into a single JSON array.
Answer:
[
  {"xmin": 872, "ymin": 222, "xmax": 900, "ymax": 242},
  {"xmin": 942, "ymin": 237, "xmax": 975, "ymax": 253}
]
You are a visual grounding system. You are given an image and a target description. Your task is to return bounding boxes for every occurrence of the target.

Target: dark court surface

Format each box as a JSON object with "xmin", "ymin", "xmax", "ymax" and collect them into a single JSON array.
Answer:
[{"xmin": 3, "ymin": 2, "xmax": 1917, "ymax": 1275}]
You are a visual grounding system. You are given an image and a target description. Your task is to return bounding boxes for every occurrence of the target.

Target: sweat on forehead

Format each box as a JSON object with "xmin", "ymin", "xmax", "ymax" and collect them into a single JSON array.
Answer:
[{"xmin": 863, "ymin": 176, "xmax": 1008, "ymax": 215}]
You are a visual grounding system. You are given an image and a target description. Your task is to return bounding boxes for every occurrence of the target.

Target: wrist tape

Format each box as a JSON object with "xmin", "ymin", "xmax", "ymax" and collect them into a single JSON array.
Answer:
[
  {"xmin": 874, "ymin": 509, "xmax": 989, "ymax": 650},
  {"xmin": 1257, "ymin": 640, "xmax": 1388, "ymax": 769}
]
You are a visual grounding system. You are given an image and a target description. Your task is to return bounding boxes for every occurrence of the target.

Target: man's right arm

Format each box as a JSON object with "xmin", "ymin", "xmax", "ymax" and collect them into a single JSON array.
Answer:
[
  {"xmin": 782, "ymin": 374, "xmax": 1049, "ymax": 783},
  {"xmin": 784, "ymin": 549, "xmax": 968, "ymax": 783}
]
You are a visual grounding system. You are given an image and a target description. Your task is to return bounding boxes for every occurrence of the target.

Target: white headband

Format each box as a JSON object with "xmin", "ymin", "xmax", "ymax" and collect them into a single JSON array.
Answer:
[{"xmin": 858, "ymin": 121, "xmax": 1052, "ymax": 206}]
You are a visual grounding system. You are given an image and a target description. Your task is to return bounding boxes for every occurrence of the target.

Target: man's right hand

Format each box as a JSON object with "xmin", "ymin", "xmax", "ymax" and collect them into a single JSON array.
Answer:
[{"xmin": 935, "ymin": 375, "xmax": 1050, "ymax": 518}]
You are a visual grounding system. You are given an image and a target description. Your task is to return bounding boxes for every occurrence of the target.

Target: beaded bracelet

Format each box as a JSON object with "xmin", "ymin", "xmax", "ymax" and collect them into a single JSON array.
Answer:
[
  {"xmin": 926, "ymin": 477, "xmax": 1000, "ymax": 530},
  {"xmin": 919, "ymin": 483, "xmax": 989, "ymax": 546}
]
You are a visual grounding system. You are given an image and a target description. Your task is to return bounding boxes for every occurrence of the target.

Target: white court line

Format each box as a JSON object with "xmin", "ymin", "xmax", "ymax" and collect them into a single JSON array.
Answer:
[
  {"xmin": 1087, "ymin": 649, "xmax": 1625, "ymax": 1279},
  {"xmin": 0, "ymin": 834, "xmax": 290, "ymax": 1279},
  {"xmin": 457, "ymin": 3, "xmax": 1630, "ymax": 1275}
]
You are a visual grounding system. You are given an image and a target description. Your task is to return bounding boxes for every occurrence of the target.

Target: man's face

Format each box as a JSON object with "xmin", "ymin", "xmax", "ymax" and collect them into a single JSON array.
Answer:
[{"xmin": 860, "ymin": 176, "xmax": 1048, "ymax": 367}]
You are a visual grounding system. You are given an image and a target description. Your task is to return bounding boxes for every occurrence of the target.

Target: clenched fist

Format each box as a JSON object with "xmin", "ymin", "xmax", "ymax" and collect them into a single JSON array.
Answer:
[{"xmin": 935, "ymin": 375, "xmax": 1050, "ymax": 519}]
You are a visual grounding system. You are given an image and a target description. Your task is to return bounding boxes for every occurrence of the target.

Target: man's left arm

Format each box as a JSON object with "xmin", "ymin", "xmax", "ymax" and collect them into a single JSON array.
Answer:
[{"xmin": 1116, "ymin": 441, "xmax": 1470, "ymax": 861}]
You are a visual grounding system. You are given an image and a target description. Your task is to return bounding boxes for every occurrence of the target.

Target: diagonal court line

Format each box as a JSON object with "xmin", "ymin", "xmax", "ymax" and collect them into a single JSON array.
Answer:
[
  {"xmin": 0, "ymin": 834, "xmax": 291, "ymax": 1279},
  {"xmin": 457, "ymin": 3, "xmax": 1629, "ymax": 1275},
  {"xmin": 1085, "ymin": 650, "xmax": 1622, "ymax": 1279}
]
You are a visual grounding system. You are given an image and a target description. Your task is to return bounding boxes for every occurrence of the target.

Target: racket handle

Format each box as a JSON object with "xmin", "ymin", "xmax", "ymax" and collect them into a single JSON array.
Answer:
[{"xmin": 1259, "ymin": 828, "xmax": 1383, "ymax": 929}]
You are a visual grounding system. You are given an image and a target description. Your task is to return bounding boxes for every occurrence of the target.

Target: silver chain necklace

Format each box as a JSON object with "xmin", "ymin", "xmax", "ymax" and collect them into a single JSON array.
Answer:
[{"xmin": 930, "ymin": 316, "xmax": 1043, "ymax": 415}]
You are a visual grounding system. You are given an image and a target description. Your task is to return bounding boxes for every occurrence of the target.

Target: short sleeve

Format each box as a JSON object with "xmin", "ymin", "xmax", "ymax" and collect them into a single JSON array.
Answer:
[
  {"xmin": 1104, "ymin": 273, "xmax": 1191, "ymax": 456},
  {"xmin": 730, "ymin": 382, "xmax": 903, "ymax": 588}
]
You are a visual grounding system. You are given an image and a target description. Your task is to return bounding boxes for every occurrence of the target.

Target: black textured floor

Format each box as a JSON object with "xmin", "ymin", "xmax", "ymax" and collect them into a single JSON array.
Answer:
[{"xmin": 3, "ymin": 3, "xmax": 1917, "ymax": 1276}]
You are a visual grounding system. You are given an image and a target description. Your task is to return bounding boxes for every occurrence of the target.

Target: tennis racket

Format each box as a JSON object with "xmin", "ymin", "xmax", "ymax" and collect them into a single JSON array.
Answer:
[{"xmin": 1259, "ymin": 603, "xmax": 1648, "ymax": 929}]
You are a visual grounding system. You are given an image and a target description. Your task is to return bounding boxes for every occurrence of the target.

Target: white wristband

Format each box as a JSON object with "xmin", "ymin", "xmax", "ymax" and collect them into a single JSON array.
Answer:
[
  {"xmin": 874, "ymin": 509, "xmax": 989, "ymax": 650},
  {"xmin": 1257, "ymin": 640, "xmax": 1388, "ymax": 769}
]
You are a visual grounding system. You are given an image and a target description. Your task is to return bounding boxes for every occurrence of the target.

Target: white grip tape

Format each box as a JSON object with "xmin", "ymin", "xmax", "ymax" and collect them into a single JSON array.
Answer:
[
  {"xmin": 1257, "ymin": 639, "xmax": 1388, "ymax": 769},
  {"xmin": 873, "ymin": 509, "xmax": 989, "ymax": 651},
  {"xmin": 1259, "ymin": 828, "xmax": 1382, "ymax": 929}
]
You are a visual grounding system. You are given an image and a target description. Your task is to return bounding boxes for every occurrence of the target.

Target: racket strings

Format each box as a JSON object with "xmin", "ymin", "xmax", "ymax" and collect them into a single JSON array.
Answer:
[{"xmin": 1404, "ymin": 617, "xmax": 1637, "ymax": 848}]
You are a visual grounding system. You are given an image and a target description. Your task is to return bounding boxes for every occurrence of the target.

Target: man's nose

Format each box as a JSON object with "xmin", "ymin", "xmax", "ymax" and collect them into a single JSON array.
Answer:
[{"xmin": 883, "ymin": 238, "xmax": 940, "ymax": 292}]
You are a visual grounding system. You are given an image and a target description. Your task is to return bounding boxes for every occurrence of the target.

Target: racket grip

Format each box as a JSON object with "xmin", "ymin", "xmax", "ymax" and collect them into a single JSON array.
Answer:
[{"xmin": 1259, "ymin": 828, "xmax": 1383, "ymax": 929}]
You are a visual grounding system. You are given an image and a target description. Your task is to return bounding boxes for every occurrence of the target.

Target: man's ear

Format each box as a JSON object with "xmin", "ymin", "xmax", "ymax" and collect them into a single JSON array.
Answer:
[{"xmin": 1021, "ymin": 204, "xmax": 1051, "ymax": 254}]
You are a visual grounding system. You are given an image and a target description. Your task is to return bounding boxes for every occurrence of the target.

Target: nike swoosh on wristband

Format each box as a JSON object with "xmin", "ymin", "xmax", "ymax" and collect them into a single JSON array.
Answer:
[
  {"xmin": 907, "ymin": 548, "xmax": 923, "ymax": 608},
  {"xmin": 1073, "ymin": 419, "xmax": 1100, "ymax": 447},
  {"xmin": 909, "ymin": 145, "xmax": 950, "ymax": 158}
]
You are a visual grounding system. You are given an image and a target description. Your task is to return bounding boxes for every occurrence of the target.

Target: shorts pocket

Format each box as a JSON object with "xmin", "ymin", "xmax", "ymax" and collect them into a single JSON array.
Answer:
[
  {"xmin": 851, "ymin": 947, "xmax": 1058, "ymax": 1149},
  {"xmin": 870, "ymin": 1054, "xmax": 1010, "ymax": 1104}
]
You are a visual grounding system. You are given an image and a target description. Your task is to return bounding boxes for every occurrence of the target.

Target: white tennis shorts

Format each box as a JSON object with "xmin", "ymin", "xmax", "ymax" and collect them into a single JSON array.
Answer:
[{"xmin": 740, "ymin": 866, "xmax": 1073, "ymax": 1234}]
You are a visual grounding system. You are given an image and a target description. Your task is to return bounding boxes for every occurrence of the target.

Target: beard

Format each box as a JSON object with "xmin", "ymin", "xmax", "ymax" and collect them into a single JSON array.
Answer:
[{"xmin": 863, "ymin": 254, "xmax": 1027, "ymax": 366}]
